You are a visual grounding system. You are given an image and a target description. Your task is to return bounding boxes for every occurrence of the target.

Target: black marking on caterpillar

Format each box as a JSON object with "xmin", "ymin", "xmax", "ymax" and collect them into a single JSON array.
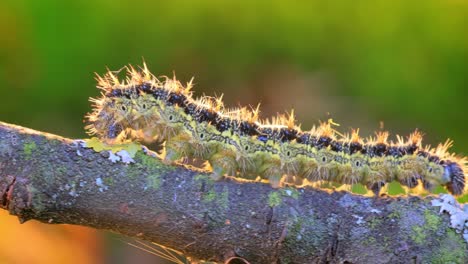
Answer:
[{"xmin": 85, "ymin": 64, "xmax": 467, "ymax": 196}]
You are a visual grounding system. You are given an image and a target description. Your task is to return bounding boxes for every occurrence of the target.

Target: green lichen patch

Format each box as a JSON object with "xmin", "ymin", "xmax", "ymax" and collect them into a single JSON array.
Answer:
[
  {"xmin": 135, "ymin": 151, "xmax": 175, "ymax": 174},
  {"xmin": 363, "ymin": 236, "xmax": 377, "ymax": 246},
  {"xmin": 410, "ymin": 209, "xmax": 443, "ymax": 245},
  {"xmin": 194, "ymin": 174, "xmax": 215, "ymax": 189},
  {"xmin": 126, "ymin": 167, "xmax": 141, "ymax": 180},
  {"xmin": 424, "ymin": 210, "xmax": 441, "ymax": 231},
  {"xmin": 202, "ymin": 189, "xmax": 217, "ymax": 203},
  {"xmin": 367, "ymin": 216, "xmax": 383, "ymax": 230},
  {"xmin": 147, "ymin": 174, "xmax": 161, "ymax": 190},
  {"xmin": 268, "ymin": 191, "xmax": 282, "ymax": 207},
  {"xmin": 430, "ymin": 229, "xmax": 467, "ymax": 263},
  {"xmin": 280, "ymin": 187, "xmax": 300, "ymax": 199},
  {"xmin": 200, "ymin": 186, "xmax": 229, "ymax": 210},
  {"xmin": 387, "ymin": 210, "xmax": 401, "ymax": 220},
  {"xmin": 387, "ymin": 203, "xmax": 405, "ymax": 222},
  {"xmin": 193, "ymin": 174, "xmax": 229, "ymax": 209},
  {"xmin": 267, "ymin": 188, "xmax": 301, "ymax": 208},
  {"xmin": 411, "ymin": 225, "xmax": 426, "ymax": 245},
  {"xmin": 23, "ymin": 140, "xmax": 37, "ymax": 159},
  {"xmin": 281, "ymin": 216, "xmax": 324, "ymax": 259},
  {"xmin": 123, "ymin": 151, "xmax": 175, "ymax": 183},
  {"xmin": 218, "ymin": 186, "xmax": 229, "ymax": 210}
]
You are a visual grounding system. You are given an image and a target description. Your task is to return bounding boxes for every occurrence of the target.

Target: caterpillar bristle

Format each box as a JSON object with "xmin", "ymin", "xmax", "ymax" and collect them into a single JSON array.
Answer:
[
  {"xmin": 316, "ymin": 119, "xmax": 338, "ymax": 140},
  {"xmin": 85, "ymin": 63, "xmax": 468, "ymax": 196},
  {"xmin": 375, "ymin": 131, "xmax": 389, "ymax": 145},
  {"xmin": 408, "ymin": 130, "xmax": 424, "ymax": 146}
]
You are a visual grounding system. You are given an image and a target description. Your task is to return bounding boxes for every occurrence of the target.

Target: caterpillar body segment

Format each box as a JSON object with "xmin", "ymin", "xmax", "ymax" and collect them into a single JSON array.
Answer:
[
  {"xmin": 227, "ymin": 131, "xmax": 282, "ymax": 186},
  {"xmin": 85, "ymin": 64, "xmax": 467, "ymax": 196}
]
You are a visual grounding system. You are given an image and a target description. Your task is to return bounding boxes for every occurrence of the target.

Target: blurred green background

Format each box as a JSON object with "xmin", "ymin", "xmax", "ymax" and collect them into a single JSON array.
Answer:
[{"xmin": 1, "ymin": 0, "xmax": 467, "ymax": 263}]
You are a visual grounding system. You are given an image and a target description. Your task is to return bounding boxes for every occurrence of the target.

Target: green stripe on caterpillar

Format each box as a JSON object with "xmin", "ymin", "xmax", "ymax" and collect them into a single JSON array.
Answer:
[{"xmin": 85, "ymin": 64, "xmax": 467, "ymax": 196}]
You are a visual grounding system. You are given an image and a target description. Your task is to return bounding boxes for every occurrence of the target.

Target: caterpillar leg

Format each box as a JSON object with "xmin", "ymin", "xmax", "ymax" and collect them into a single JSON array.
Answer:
[
  {"xmin": 396, "ymin": 169, "xmax": 420, "ymax": 189},
  {"xmin": 293, "ymin": 175, "xmax": 304, "ymax": 186},
  {"xmin": 422, "ymin": 180, "xmax": 435, "ymax": 193},
  {"xmin": 209, "ymin": 153, "xmax": 237, "ymax": 181},
  {"xmin": 268, "ymin": 173, "xmax": 283, "ymax": 188},
  {"xmin": 265, "ymin": 165, "xmax": 283, "ymax": 188},
  {"xmin": 366, "ymin": 181, "xmax": 386, "ymax": 197},
  {"xmin": 283, "ymin": 175, "xmax": 304, "ymax": 186},
  {"xmin": 163, "ymin": 133, "xmax": 193, "ymax": 164},
  {"xmin": 139, "ymin": 125, "xmax": 164, "ymax": 143},
  {"xmin": 94, "ymin": 123, "xmax": 128, "ymax": 144},
  {"xmin": 283, "ymin": 174, "xmax": 295, "ymax": 184},
  {"xmin": 163, "ymin": 148, "xmax": 183, "ymax": 165},
  {"xmin": 256, "ymin": 158, "xmax": 283, "ymax": 188}
]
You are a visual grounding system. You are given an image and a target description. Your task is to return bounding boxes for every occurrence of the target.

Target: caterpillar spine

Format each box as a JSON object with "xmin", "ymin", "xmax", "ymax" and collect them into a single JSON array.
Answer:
[{"xmin": 85, "ymin": 64, "xmax": 467, "ymax": 196}]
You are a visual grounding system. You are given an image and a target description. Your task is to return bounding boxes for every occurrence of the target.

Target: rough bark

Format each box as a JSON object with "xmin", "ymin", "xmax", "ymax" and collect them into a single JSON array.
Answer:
[{"xmin": 0, "ymin": 121, "xmax": 466, "ymax": 264}]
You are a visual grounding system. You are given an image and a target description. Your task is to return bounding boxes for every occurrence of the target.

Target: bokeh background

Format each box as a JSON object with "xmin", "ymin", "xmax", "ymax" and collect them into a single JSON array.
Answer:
[{"xmin": 1, "ymin": 0, "xmax": 467, "ymax": 263}]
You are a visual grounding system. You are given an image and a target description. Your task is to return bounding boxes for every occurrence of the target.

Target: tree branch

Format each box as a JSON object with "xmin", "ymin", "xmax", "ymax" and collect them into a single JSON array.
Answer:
[{"xmin": 0, "ymin": 121, "xmax": 466, "ymax": 263}]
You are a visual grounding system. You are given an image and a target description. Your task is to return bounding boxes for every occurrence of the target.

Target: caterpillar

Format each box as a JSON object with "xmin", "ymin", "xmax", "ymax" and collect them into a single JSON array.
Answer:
[{"xmin": 85, "ymin": 64, "xmax": 467, "ymax": 196}]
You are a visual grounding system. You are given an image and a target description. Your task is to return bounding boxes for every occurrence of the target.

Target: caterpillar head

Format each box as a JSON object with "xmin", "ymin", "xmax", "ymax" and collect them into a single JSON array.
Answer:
[
  {"xmin": 86, "ymin": 95, "xmax": 135, "ymax": 142},
  {"xmin": 442, "ymin": 161, "xmax": 465, "ymax": 195},
  {"xmin": 112, "ymin": 96, "xmax": 136, "ymax": 124}
]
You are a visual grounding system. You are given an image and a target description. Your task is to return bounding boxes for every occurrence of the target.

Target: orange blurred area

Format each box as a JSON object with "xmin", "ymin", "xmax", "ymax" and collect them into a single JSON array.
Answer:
[{"xmin": 0, "ymin": 210, "xmax": 101, "ymax": 264}]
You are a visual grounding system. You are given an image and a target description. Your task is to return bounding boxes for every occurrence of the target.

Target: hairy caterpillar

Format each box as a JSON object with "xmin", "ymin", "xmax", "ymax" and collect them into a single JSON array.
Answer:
[{"xmin": 85, "ymin": 64, "xmax": 467, "ymax": 196}]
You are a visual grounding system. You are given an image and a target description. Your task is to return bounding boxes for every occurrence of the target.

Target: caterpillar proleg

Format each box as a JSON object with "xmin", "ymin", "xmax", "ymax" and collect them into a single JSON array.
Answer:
[{"xmin": 85, "ymin": 64, "xmax": 467, "ymax": 196}]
